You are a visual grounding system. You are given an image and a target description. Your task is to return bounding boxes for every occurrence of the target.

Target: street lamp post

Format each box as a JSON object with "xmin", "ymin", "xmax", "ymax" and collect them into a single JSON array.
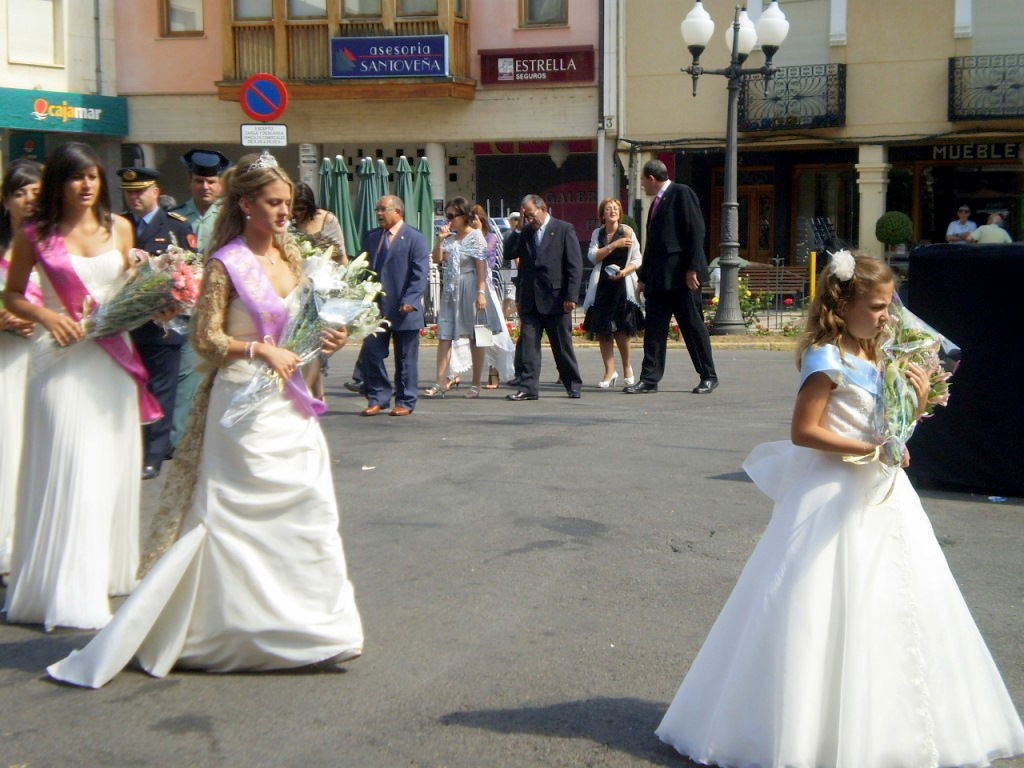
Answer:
[{"xmin": 680, "ymin": 1, "xmax": 789, "ymax": 334}]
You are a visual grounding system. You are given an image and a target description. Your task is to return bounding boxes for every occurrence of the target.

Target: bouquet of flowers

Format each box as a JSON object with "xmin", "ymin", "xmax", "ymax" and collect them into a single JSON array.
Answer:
[
  {"xmin": 219, "ymin": 247, "xmax": 385, "ymax": 427},
  {"xmin": 81, "ymin": 245, "xmax": 202, "ymax": 340},
  {"xmin": 877, "ymin": 295, "xmax": 959, "ymax": 465}
]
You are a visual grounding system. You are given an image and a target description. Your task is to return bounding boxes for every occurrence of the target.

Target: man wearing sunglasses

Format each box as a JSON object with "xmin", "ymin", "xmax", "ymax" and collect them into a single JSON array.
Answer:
[{"xmin": 946, "ymin": 205, "xmax": 977, "ymax": 243}]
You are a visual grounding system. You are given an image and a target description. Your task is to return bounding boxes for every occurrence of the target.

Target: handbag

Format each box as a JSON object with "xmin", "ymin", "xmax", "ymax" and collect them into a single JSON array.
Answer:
[{"xmin": 473, "ymin": 309, "xmax": 494, "ymax": 347}]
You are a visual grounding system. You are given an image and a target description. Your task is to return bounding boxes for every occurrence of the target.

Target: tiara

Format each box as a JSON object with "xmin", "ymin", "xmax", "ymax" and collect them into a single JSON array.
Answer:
[{"xmin": 247, "ymin": 150, "xmax": 279, "ymax": 172}]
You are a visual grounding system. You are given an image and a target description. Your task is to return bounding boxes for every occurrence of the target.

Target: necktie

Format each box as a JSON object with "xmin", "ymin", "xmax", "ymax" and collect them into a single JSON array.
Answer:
[
  {"xmin": 375, "ymin": 230, "xmax": 390, "ymax": 270},
  {"xmin": 534, "ymin": 226, "xmax": 543, "ymax": 249},
  {"xmin": 648, "ymin": 193, "xmax": 663, "ymax": 227},
  {"xmin": 135, "ymin": 216, "xmax": 146, "ymax": 238}
]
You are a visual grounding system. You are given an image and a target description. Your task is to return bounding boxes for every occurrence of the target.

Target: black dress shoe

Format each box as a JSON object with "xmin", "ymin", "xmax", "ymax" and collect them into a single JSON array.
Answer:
[
  {"xmin": 142, "ymin": 465, "xmax": 160, "ymax": 480},
  {"xmin": 507, "ymin": 376, "xmax": 523, "ymax": 387},
  {"xmin": 343, "ymin": 380, "xmax": 365, "ymax": 394},
  {"xmin": 623, "ymin": 381, "xmax": 658, "ymax": 394},
  {"xmin": 693, "ymin": 378, "xmax": 719, "ymax": 394},
  {"xmin": 506, "ymin": 391, "xmax": 539, "ymax": 401},
  {"xmin": 567, "ymin": 390, "xmax": 581, "ymax": 399}
]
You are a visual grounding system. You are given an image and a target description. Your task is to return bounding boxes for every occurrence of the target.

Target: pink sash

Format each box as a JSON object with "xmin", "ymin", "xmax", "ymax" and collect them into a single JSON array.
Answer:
[
  {"xmin": 24, "ymin": 222, "xmax": 163, "ymax": 425},
  {"xmin": 0, "ymin": 257, "xmax": 43, "ymax": 305},
  {"xmin": 211, "ymin": 237, "xmax": 325, "ymax": 421}
]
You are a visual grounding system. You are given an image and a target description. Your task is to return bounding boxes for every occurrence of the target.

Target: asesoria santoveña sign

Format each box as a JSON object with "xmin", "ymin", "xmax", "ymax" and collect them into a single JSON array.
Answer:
[
  {"xmin": 330, "ymin": 35, "xmax": 449, "ymax": 79},
  {"xmin": 0, "ymin": 87, "xmax": 128, "ymax": 136}
]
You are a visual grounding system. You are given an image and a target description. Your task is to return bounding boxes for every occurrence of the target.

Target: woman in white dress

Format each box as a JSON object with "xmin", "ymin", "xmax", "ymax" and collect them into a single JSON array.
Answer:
[
  {"xmin": 47, "ymin": 151, "xmax": 363, "ymax": 688},
  {"xmin": 656, "ymin": 252, "xmax": 1024, "ymax": 768},
  {"xmin": 0, "ymin": 159, "xmax": 43, "ymax": 578},
  {"xmin": 424, "ymin": 197, "xmax": 504, "ymax": 398},
  {"xmin": 3, "ymin": 143, "xmax": 144, "ymax": 631}
]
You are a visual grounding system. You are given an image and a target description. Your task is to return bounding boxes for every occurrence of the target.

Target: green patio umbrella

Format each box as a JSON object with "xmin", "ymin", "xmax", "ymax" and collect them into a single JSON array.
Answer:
[
  {"xmin": 375, "ymin": 158, "xmax": 390, "ymax": 201},
  {"xmin": 410, "ymin": 155, "xmax": 434, "ymax": 236},
  {"xmin": 354, "ymin": 156, "xmax": 378, "ymax": 248},
  {"xmin": 317, "ymin": 157, "xmax": 333, "ymax": 212},
  {"xmin": 394, "ymin": 155, "xmax": 415, "ymax": 221},
  {"xmin": 330, "ymin": 155, "xmax": 358, "ymax": 259}
]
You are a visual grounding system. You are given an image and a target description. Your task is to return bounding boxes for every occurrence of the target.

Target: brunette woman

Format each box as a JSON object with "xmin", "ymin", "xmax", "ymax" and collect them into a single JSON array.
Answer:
[{"xmin": 3, "ymin": 142, "xmax": 147, "ymax": 630}]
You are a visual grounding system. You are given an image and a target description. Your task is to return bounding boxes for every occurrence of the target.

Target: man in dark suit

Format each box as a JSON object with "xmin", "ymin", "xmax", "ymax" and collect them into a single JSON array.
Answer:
[
  {"xmin": 360, "ymin": 195, "xmax": 430, "ymax": 417},
  {"xmin": 118, "ymin": 166, "xmax": 195, "ymax": 479},
  {"xmin": 507, "ymin": 194, "xmax": 583, "ymax": 401},
  {"xmin": 625, "ymin": 159, "xmax": 718, "ymax": 395}
]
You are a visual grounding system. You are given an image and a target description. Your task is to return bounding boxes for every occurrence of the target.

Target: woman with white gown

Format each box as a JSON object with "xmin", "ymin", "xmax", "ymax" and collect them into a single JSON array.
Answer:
[
  {"xmin": 48, "ymin": 151, "xmax": 363, "ymax": 688},
  {"xmin": 0, "ymin": 159, "xmax": 43, "ymax": 578},
  {"xmin": 656, "ymin": 252, "xmax": 1024, "ymax": 768},
  {"xmin": 3, "ymin": 143, "xmax": 148, "ymax": 630}
]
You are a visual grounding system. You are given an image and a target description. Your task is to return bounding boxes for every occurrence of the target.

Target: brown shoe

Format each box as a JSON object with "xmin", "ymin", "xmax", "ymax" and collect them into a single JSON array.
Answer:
[
  {"xmin": 361, "ymin": 404, "xmax": 383, "ymax": 416},
  {"xmin": 390, "ymin": 406, "xmax": 412, "ymax": 416}
]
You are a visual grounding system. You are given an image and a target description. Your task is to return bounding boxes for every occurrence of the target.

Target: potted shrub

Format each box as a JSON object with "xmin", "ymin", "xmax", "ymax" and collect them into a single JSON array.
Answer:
[{"xmin": 875, "ymin": 211, "xmax": 913, "ymax": 262}]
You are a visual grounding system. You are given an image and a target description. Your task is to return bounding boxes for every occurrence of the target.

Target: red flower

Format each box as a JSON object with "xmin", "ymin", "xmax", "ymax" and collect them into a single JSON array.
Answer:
[
  {"xmin": 419, "ymin": 328, "xmax": 427, "ymax": 336},
  {"xmin": 784, "ymin": 297, "xmax": 794, "ymax": 306}
]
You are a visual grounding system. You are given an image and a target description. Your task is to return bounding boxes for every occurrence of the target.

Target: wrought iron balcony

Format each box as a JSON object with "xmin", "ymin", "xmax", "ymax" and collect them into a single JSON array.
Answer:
[
  {"xmin": 949, "ymin": 55, "xmax": 1024, "ymax": 120},
  {"xmin": 738, "ymin": 63, "xmax": 845, "ymax": 131}
]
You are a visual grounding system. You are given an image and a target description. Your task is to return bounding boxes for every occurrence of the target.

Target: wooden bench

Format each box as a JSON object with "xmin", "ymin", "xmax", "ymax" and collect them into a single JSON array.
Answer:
[
  {"xmin": 740, "ymin": 264, "xmax": 808, "ymax": 300},
  {"xmin": 704, "ymin": 263, "xmax": 809, "ymax": 303}
]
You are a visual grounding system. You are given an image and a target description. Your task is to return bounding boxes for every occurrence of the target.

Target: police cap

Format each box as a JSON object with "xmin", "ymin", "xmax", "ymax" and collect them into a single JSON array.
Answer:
[
  {"xmin": 118, "ymin": 166, "xmax": 160, "ymax": 190},
  {"xmin": 181, "ymin": 149, "xmax": 230, "ymax": 177}
]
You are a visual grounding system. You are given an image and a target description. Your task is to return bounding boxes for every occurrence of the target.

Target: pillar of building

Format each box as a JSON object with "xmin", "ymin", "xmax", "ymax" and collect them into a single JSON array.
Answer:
[
  {"xmin": 855, "ymin": 144, "xmax": 890, "ymax": 260},
  {"xmin": 424, "ymin": 142, "xmax": 446, "ymax": 208}
]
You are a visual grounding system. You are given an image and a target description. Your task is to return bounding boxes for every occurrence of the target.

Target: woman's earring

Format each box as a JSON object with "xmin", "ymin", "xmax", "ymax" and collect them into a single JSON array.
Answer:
[{"xmin": 245, "ymin": 214, "xmax": 251, "ymax": 220}]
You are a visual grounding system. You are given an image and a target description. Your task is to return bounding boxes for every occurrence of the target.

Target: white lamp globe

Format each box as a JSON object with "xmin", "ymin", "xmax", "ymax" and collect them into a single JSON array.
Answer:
[
  {"xmin": 755, "ymin": 0, "xmax": 790, "ymax": 54},
  {"xmin": 724, "ymin": 9, "xmax": 757, "ymax": 59},
  {"xmin": 680, "ymin": 1, "xmax": 715, "ymax": 52}
]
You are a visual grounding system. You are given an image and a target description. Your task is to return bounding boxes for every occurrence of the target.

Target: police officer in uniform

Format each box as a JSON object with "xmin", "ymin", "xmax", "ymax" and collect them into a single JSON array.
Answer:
[
  {"xmin": 171, "ymin": 149, "xmax": 229, "ymax": 253},
  {"xmin": 118, "ymin": 166, "xmax": 195, "ymax": 480}
]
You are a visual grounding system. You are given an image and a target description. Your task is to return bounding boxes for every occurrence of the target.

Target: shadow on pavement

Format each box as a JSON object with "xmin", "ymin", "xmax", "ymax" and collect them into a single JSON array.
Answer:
[{"xmin": 439, "ymin": 696, "xmax": 703, "ymax": 766}]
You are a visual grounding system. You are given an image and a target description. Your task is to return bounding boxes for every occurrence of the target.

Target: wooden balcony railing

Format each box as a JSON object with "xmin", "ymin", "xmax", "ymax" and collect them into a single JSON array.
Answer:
[{"xmin": 221, "ymin": 0, "xmax": 473, "ymax": 99}]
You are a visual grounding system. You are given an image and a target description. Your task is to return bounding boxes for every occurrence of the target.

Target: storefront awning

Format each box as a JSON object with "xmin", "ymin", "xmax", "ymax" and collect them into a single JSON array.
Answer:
[{"xmin": 0, "ymin": 87, "xmax": 128, "ymax": 136}]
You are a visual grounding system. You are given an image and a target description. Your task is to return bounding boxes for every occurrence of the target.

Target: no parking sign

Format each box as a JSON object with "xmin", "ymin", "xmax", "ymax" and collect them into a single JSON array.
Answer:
[{"xmin": 239, "ymin": 74, "xmax": 288, "ymax": 123}]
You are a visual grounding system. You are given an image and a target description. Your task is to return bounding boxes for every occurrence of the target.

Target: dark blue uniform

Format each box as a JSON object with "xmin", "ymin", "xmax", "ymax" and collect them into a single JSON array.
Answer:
[{"xmin": 128, "ymin": 208, "xmax": 195, "ymax": 473}]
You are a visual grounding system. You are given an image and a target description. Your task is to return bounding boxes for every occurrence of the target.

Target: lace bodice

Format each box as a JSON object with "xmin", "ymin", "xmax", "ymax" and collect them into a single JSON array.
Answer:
[
  {"xmin": 191, "ymin": 258, "xmax": 304, "ymax": 383},
  {"xmin": 800, "ymin": 344, "xmax": 882, "ymax": 443}
]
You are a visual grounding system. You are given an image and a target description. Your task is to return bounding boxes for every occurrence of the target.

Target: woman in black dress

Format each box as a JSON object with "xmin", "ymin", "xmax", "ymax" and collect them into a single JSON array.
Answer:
[{"xmin": 582, "ymin": 198, "xmax": 644, "ymax": 388}]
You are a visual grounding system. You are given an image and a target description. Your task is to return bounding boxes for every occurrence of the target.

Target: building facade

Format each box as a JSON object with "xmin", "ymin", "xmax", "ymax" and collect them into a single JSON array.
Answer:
[
  {"xmin": 1, "ymin": 0, "xmax": 126, "ymax": 172},
  {"xmin": 621, "ymin": 0, "xmax": 1024, "ymax": 262},
  {"xmin": 109, "ymin": 0, "xmax": 614, "ymax": 241}
]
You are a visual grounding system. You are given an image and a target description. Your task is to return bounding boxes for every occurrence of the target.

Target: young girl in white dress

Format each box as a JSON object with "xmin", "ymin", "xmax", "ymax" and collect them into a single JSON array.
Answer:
[
  {"xmin": 47, "ymin": 152, "xmax": 363, "ymax": 688},
  {"xmin": 0, "ymin": 159, "xmax": 42, "ymax": 578},
  {"xmin": 3, "ymin": 143, "xmax": 145, "ymax": 631},
  {"xmin": 656, "ymin": 252, "xmax": 1024, "ymax": 768}
]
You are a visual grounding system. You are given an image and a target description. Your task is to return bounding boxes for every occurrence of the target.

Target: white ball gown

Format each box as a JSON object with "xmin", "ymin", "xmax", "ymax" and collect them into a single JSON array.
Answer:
[
  {"xmin": 655, "ymin": 344, "xmax": 1024, "ymax": 768},
  {"xmin": 48, "ymin": 260, "xmax": 364, "ymax": 687},
  {"xmin": 3, "ymin": 248, "xmax": 141, "ymax": 630}
]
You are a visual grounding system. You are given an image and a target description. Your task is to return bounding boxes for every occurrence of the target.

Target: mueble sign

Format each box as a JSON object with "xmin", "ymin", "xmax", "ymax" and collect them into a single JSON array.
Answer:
[
  {"xmin": 330, "ymin": 35, "xmax": 449, "ymax": 79},
  {"xmin": 480, "ymin": 47, "xmax": 595, "ymax": 85}
]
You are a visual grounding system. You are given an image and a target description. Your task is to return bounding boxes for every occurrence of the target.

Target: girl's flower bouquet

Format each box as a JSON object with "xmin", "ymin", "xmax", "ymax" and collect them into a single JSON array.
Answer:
[
  {"xmin": 878, "ymin": 295, "xmax": 960, "ymax": 465},
  {"xmin": 219, "ymin": 248, "xmax": 385, "ymax": 427},
  {"xmin": 80, "ymin": 245, "xmax": 202, "ymax": 340}
]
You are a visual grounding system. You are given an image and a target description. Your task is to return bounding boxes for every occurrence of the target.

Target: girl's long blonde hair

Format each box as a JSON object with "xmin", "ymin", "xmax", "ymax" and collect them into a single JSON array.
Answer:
[
  {"xmin": 207, "ymin": 152, "xmax": 299, "ymax": 275},
  {"xmin": 797, "ymin": 252, "xmax": 894, "ymax": 366}
]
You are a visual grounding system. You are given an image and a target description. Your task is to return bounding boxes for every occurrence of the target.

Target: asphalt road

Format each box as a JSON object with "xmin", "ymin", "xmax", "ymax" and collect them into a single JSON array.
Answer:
[{"xmin": 1, "ymin": 347, "xmax": 1021, "ymax": 767}]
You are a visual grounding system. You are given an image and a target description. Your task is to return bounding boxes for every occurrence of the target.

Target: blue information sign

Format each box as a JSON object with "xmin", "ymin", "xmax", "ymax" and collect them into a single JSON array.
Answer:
[{"xmin": 331, "ymin": 35, "xmax": 449, "ymax": 79}]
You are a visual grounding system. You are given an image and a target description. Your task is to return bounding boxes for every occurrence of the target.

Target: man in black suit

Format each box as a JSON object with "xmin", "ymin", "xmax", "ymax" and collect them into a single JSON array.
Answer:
[
  {"xmin": 119, "ymin": 166, "xmax": 195, "ymax": 479},
  {"xmin": 507, "ymin": 194, "xmax": 583, "ymax": 401},
  {"xmin": 625, "ymin": 159, "xmax": 718, "ymax": 395}
]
